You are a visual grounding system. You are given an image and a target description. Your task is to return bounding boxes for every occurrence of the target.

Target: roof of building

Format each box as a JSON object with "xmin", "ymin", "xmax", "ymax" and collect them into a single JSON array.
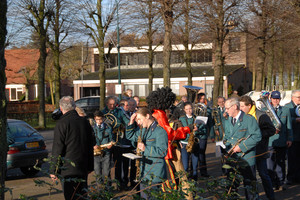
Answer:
[
  {"xmin": 80, "ymin": 64, "xmax": 245, "ymax": 80},
  {"xmin": 5, "ymin": 49, "xmax": 39, "ymax": 84}
]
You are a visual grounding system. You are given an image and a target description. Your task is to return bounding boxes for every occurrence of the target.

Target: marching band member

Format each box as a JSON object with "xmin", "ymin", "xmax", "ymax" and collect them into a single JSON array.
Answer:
[
  {"xmin": 223, "ymin": 97, "xmax": 261, "ymax": 200},
  {"xmin": 126, "ymin": 107, "xmax": 168, "ymax": 198},
  {"xmin": 285, "ymin": 90, "xmax": 300, "ymax": 184},
  {"xmin": 93, "ymin": 110, "xmax": 113, "ymax": 180},
  {"xmin": 240, "ymin": 95, "xmax": 276, "ymax": 200},
  {"xmin": 265, "ymin": 91, "xmax": 293, "ymax": 190}
]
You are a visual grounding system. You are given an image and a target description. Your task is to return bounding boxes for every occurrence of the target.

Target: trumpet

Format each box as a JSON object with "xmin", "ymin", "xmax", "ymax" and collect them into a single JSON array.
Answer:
[
  {"xmin": 224, "ymin": 135, "xmax": 250, "ymax": 159},
  {"xmin": 94, "ymin": 141, "xmax": 116, "ymax": 156}
]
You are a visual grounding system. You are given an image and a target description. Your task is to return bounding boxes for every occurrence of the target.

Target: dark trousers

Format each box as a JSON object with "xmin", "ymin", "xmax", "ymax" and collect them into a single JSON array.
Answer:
[
  {"xmin": 122, "ymin": 147, "xmax": 137, "ymax": 185},
  {"xmin": 257, "ymin": 158, "xmax": 274, "ymax": 200},
  {"xmin": 112, "ymin": 146, "xmax": 122, "ymax": 184},
  {"xmin": 62, "ymin": 175, "xmax": 88, "ymax": 200},
  {"xmin": 226, "ymin": 159, "xmax": 258, "ymax": 200},
  {"xmin": 196, "ymin": 139, "xmax": 208, "ymax": 176},
  {"xmin": 267, "ymin": 146, "xmax": 286, "ymax": 187},
  {"xmin": 180, "ymin": 143, "xmax": 198, "ymax": 177},
  {"xmin": 287, "ymin": 141, "xmax": 300, "ymax": 183}
]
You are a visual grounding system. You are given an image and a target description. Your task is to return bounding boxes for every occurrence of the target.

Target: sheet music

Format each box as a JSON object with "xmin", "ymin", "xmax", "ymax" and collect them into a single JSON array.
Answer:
[
  {"xmin": 122, "ymin": 153, "xmax": 142, "ymax": 160},
  {"xmin": 195, "ymin": 116, "xmax": 208, "ymax": 125}
]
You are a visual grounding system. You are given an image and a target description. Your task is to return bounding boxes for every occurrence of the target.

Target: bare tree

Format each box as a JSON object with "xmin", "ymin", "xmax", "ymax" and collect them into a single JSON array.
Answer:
[
  {"xmin": 194, "ymin": 0, "xmax": 238, "ymax": 105},
  {"xmin": 47, "ymin": 0, "xmax": 74, "ymax": 107},
  {"xmin": 78, "ymin": 0, "xmax": 117, "ymax": 109},
  {"xmin": 125, "ymin": 0, "xmax": 162, "ymax": 92},
  {"xmin": 158, "ymin": 0, "xmax": 183, "ymax": 87},
  {"xmin": 19, "ymin": 0, "xmax": 52, "ymax": 128},
  {"xmin": 0, "ymin": 1, "xmax": 7, "ymax": 198}
]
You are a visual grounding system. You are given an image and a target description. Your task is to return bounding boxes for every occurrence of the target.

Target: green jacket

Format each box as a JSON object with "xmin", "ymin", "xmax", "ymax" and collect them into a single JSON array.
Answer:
[
  {"xmin": 93, "ymin": 122, "xmax": 113, "ymax": 153},
  {"xmin": 262, "ymin": 106, "xmax": 293, "ymax": 147},
  {"xmin": 224, "ymin": 111, "xmax": 261, "ymax": 166},
  {"xmin": 285, "ymin": 101, "xmax": 300, "ymax": 142},
  {"xmin": 126, "ymin": 121, "xmax": 168, "ymax": 183},
  {"xmin": 179, "ymin": 115, "xmax": 207, "ymax": 141}
]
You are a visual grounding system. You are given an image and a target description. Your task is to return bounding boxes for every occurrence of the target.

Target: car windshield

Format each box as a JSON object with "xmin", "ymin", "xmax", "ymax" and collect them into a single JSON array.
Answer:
[{"xmin": 7, "ymin": 122, "xmax": 39, "ymax": 138}]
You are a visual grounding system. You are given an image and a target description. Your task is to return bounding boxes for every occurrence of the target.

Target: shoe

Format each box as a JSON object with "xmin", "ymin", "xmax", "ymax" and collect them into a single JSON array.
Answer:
[
  {"xmin": 281, "ymin": 184, "xmax": 287, "ymax": 191},
  {"xmin": 192, "ymin": 175, "xmax": 198, "ymax": 181}
]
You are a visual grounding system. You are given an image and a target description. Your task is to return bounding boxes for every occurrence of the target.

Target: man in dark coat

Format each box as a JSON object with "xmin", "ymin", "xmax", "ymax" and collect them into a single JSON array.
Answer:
[
  {"xmin": 240, "ymin": 95, "xmax": 276, "ymax": 200},
  {"xmin": 50, "ymin": 96, "xmax": 94, "ymax": 200}
]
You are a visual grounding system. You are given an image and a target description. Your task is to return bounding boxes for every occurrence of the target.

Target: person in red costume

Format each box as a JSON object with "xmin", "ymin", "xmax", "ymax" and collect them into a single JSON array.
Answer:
[{"xmin": 146, "ymin": 87, "xmax": 194, "ymax": 199}]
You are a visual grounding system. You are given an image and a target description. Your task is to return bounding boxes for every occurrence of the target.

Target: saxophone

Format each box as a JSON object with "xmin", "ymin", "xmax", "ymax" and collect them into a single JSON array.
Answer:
[
  {"xmin": 94, "ymin": 141, "xmax": 116, "ymax": 156},
  {"xmin": 186, "ymin": 124, "xmax": 197, "ymax": 153},
  {"xmin": 134, "ymin": 134, "xmax": 142, "ymax": 182}
]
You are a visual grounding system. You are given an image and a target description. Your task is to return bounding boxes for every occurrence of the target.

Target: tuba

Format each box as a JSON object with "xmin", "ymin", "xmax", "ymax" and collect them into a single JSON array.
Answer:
[
  {"xmin": 258, "ymin": 92, "xmax": 281, "ymax": 130},
  {"xmin": 183, "ymin": 85, "xmax": 203, "ymax": 153}
]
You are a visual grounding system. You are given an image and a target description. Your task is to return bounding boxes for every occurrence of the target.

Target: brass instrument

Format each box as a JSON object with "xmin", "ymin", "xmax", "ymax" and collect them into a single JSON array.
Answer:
[
  {"xmin": 186, "ymin": 123, "xmax": 198, "ymax": 153},
  {"xmin": 134, "ymin": 135, "xmax": 142, "ymax": 182},
  {"xmin": 104, "ymin": 113, "xmax": 118, "ymax": 129},
  {"xmin": 258, "ymin": 92, "xmax": 281, "ymax": 130},
  {"xmin": 224, "ymin": 135, "xmax": 250, "ymax": 159},
  {"xmin": 183, "ymin": 85, "xmax": 203, "ymax": 153},
  {"xmin": 296, "ymin": 105, "xmax": 300, "ymax": 117},
  {"xmin": 212, "ymin": 106, "xmax": 224, "ymax": 140},
  {"xmin": 94, "ymin": 141, "xmax": 116, "ymax": 156},
  {"xmin": 195, "ymin": 102, "xmax": 207, "ymax": 117}
]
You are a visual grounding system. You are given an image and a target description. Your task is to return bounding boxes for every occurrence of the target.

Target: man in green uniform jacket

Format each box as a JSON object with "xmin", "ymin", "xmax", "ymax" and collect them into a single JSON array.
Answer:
[
  {"xmin": 285, "ymin": 90, "xmax": 300, "ymax": 184},
  {"xmin": 223, "ymin": 97, "xmax": 261, "ymax": 200}
]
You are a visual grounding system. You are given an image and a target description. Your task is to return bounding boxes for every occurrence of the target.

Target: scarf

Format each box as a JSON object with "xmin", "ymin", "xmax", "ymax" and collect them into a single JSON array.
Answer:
[{"xmin": 248, "ymin": 105, "xmax": 257, "ymax": 120}]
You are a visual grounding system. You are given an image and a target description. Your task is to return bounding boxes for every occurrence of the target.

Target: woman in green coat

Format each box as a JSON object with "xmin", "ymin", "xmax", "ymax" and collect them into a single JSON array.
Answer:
[{"xmin": 126, "ymin": 107, "xmax": 168, "ymax": 198}]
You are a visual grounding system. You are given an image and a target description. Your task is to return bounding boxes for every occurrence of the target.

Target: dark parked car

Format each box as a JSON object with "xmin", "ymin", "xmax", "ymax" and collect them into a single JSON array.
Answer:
[
  {"xmin": 75, "ymin": 96, "xmax": 100, "ymax": 117},
  {"xmin": 6, "ymin": 119, "xmax": 48, "ymax": 176}
]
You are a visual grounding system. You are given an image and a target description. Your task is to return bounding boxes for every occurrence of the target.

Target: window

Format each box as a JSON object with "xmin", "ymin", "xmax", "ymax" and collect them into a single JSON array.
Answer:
[
  {"xmin": 10, "ymin": 88, "xmax": 23, "ymax": 101},
  {"xmin": 229, "ymin": 37, "xmax": 241, "ymax": 52}
]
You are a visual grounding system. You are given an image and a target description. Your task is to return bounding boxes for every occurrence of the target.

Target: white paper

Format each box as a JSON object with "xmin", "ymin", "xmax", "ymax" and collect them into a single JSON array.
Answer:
[
  {"xmin": 216, "ymin": 141, "xmax": 226, "ymax": 149},
  {"xmin": 195, "ymin": 116, "xmax": 208, "ymax": 125},
  {"xmin": 122, "ymin": 153, "xmax": 142, "ymax": 160}
]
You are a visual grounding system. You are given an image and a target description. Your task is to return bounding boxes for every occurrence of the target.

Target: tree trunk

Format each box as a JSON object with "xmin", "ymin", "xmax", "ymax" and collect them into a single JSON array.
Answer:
[
  {"xmin": 54, "ymin": 48, "xmax": 61, "ymax": 107},
  {"xmin": 49, "ymin": 79, "xmax": 55, "ymax": 105},
  {"xmin": 278, "ymin": 44, "xmax": 284, "ymax": 88},
  {"xmin": 54, "ymin": 0, "xmax": 61, "ymax": 108},
  {"xmin": 162, "ymin": 0, "xmax": 173, "ymax": 87},
  {"xmin": 0, "ymin": 1, "xmax": 7, "ymax": 199},
  {"xmin": 163, "ymin": 23, "xmax": 172, "ymax": 87},
  {"xmin": 255, "ymin": 39, "xmax": 265, "ymax": 91},
  {"xmin": 183, "ymin": 0, "xmax": 192, "ymax": 86},
  {"xmin": 97, "ymin": 0, "xmax": 106, "ymax": 110},
  {"xmin": 266, "ymin": 44, "xmax": 274, "ymax": 90},
  {"xmin": 38, "ymin": 31, "xmax": 47, "ymax": 128},
  {"xmin": 287, "ymin": 66, "xmax": 291, "ymax": 90},
  {"xmin": 148, "ymin": 48, "xmax": 154, "ymax": 93},
  {"xmin": 213, "ymin": 39, "xmax": 223, "ymax": 105},
  {"xmin": 252, "ymin": 62, "xmax": 256, "ymax": 90}
]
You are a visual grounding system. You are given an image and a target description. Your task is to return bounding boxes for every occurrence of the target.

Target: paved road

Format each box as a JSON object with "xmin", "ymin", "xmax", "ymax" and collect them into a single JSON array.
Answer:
[{"xmin": 5, "ymin": 130, "xmax": 300, "ymax": 199}]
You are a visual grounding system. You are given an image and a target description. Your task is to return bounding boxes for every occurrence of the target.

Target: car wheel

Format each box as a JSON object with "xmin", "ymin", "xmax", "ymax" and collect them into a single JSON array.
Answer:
[{"xmin": 20, "ymin": 166, "xmax": 40, "ymax": 176}]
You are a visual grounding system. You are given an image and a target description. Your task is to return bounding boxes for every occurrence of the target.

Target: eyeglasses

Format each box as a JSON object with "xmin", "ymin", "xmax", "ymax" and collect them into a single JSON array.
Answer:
[{"xmin": 225, "ymin": 105, "xmax": 234, "ymax": 110}]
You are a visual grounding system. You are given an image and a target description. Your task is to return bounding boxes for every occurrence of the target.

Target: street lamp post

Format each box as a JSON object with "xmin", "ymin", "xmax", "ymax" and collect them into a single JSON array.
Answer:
[{"xmin": 203, "ymin": 70, "xmax": 207, "ymax": 95}]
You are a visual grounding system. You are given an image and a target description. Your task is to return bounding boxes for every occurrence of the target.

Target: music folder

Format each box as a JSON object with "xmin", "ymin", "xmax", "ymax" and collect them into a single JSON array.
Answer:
[
  {"xmin": 195, "ymin": 116, "xmax": 208, "ymax": 125},
  {"xmin": 122, "ymin": 153, "xmax": 142, "ymax": 160}
]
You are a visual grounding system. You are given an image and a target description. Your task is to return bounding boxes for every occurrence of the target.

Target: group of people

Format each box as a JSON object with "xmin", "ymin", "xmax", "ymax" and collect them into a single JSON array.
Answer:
[{"xmin": 50, "ymin": 88, "xmax": 300, "ymax": 200}]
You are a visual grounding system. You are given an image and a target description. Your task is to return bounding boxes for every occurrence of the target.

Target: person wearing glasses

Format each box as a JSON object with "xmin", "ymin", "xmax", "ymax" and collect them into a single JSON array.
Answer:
[
  {"xmin": 285, "ymin": 90, "xmax": 300, "ymax": 184},
  {"xmin": 223, "ymin": 97, "xmax": 261, "ymax": 200}
]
